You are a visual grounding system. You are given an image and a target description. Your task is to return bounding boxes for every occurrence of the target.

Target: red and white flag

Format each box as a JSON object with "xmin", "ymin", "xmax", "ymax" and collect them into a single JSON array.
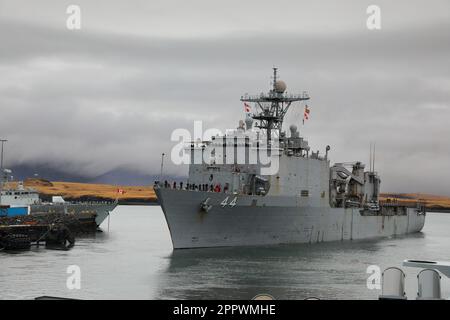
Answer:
[
  {"xmin": 244, "ymin": 102, "xmax": 251, "ymax": 113},
  {"xmin": 117, "ymin": 188, "xmax": 126, "ymax": 195},
  {"xmin": 303, "ymin": 105, "xmax": 310, "ymax": 124}
]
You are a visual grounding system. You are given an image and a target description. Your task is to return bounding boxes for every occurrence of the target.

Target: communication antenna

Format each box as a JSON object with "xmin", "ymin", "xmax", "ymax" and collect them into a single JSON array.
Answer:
[
  {"xmin": 373, "ymin": 142, "xmax": 376, "ymax": 173},
  {"xmin": 369, "ymin": 142, "xmax": 373, "ymax": 172},
  {"xmin": 159, "ymin": 152, "xmax": 165, "ymax": 182}
]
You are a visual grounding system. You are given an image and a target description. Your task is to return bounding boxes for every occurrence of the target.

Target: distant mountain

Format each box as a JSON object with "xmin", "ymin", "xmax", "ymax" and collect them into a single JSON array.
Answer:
[
  {"xmin": 9, "ymin": 164, "xmax": 91, "ymax": 183},
  {"xmin": 89, "ymin": 169, "xmax": 160, "ymax": 186},
  {"xmin": 8, "ymin": 164, "xmax": 184, "ymax": 186}
]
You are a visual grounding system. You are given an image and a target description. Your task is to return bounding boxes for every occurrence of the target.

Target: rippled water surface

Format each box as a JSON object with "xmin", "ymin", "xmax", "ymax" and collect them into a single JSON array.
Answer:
[{"xmin": 1, "ymin": 206, "xmax": 449, "ymax": 300}]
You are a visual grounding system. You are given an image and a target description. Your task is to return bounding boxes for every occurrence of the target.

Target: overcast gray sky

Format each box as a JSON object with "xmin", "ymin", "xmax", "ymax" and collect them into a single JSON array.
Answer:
[{"xmin": 0, "ymin": 0, "xmax": 449, "ymax": 193}]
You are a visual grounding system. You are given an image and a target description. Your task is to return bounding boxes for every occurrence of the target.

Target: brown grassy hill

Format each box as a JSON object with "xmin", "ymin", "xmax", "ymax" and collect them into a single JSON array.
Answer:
[
  {"xmin": 19, "ymin": 179, "xmax": 156, "ymax": 204},
  {"xmin": 380, "ymin": 193, "xmax": 450, "ymax": 210}
]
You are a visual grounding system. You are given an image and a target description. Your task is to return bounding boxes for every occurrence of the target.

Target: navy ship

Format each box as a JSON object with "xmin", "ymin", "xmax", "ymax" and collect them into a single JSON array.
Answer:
[{"xmin": 155, "ymin": 68, "xmax": 426, "ymax": 249}]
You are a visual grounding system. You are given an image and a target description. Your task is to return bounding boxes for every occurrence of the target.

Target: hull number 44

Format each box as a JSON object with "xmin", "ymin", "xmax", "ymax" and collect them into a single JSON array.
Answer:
[{"xmin": 221, "ymin": 196, "xmax": 237, "ymax": 207}]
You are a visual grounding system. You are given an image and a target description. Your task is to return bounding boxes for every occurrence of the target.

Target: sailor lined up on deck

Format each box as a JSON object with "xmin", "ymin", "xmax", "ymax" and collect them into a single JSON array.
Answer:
[{"xmin": 160, "ymin": 181, "xmax": 227, "ymax": 193}]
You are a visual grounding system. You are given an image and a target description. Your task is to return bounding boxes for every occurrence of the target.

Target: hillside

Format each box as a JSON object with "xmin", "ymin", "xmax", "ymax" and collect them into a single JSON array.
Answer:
[
  {"xmin": 21, "ymin": 179, "xmax": 157, "ymax": 205},
  {"xmin": 380, "ymin": 193, "xmax": 450, "ymax": 211}
]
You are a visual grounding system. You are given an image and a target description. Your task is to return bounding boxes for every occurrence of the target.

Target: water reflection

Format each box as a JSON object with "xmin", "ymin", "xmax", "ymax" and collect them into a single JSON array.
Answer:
[{"xmin": 157, "ymin": 235, "xmax": 426, "ymax": 300}]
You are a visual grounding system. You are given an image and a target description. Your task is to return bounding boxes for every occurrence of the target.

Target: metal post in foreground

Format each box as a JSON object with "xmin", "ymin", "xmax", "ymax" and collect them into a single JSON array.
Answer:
[{"xmin": 0, "ymin": 139, "xmax": 7, "ymax": 171}]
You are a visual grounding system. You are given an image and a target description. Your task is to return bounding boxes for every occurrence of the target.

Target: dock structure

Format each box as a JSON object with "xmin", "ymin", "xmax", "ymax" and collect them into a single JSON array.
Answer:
[
  {"xmin": 0, "ymin": 212, "xmax": 97, "ymax": 251},
  {"xmin": 0, "ymin": 224, "xmax": 48, "ymax": 241}
]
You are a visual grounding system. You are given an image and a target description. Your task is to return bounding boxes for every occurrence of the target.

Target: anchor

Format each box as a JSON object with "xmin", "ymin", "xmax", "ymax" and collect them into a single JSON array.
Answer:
[{"xmin": 200, "ymin": 198, "xmax": 212, "ymax": 213}]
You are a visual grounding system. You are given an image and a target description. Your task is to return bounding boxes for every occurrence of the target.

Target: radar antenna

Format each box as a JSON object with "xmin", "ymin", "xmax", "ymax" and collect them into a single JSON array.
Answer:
[{"xmin": 240, "ymin": 68, "xmax": 310, "ymax": 144}]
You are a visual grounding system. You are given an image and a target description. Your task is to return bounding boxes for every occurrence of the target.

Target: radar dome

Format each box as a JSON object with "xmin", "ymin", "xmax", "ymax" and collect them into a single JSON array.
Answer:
[{"xmin": 274, "ymin": 80, "xmax": 287, "ymax": 93}]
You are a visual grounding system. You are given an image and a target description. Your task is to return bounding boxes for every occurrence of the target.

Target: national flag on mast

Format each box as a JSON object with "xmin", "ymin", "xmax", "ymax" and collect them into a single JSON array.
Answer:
[
  {"xmin": 244, "ymin": 102, "xmax": 251, "ymax": 113},
  {"xmin": 303, "ymin": 105, "xmax": 310, "ymax": 124}
]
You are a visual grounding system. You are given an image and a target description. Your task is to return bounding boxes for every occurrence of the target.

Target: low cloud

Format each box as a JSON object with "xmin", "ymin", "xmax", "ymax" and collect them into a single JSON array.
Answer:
[{"xmin": 0, "ymin": 0, "xmax": 449, "ymax": 193}]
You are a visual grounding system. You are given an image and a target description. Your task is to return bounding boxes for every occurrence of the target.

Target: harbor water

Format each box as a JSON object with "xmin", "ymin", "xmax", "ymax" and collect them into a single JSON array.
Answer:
[{"xmin": 1, "ymin": 205, "xmax": 449, "ymax": 300}]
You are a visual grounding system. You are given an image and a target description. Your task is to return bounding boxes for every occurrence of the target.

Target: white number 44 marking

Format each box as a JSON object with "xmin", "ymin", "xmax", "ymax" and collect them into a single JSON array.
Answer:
[
  {"xmin": 221, "ymin": 197, "xmax": 229, "ymax": 207},
  {"xmin": 220, "ymin": 196, "xmax": 237, "ymax": 207}
]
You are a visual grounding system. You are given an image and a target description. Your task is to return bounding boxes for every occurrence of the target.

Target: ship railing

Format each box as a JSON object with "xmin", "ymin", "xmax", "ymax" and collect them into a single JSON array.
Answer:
[
  {"xmin": 61, "ymin": 200, "xmax": 116, "ymax": 205},
  {"xmin": 155, "ymin": 181, "xmax": 249, "ymax": 195},
  {"xmin": 241, "ymin": 92, "xmax": 310, "ymax": 101}
]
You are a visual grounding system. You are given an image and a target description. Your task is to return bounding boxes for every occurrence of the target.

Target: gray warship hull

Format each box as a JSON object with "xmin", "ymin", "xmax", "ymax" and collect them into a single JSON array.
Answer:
[
  {"xmin": 156, "ymin": 188, "xmax": 426, "ymax": 249},
  {"xmin": 30, "ymin": 202, "xmax": 117, "ymax": 227}
]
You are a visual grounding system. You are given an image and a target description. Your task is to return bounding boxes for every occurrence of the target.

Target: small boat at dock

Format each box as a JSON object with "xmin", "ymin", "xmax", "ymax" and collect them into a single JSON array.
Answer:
[{"xmin": 0, "ymin": 170, "xmax": 117, "ymax": 228}]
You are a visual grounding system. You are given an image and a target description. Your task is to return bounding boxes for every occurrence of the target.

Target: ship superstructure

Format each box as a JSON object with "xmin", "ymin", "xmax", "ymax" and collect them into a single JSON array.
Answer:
[{"xmin": 155, "ymin": 68, "xmax": 426, "ymax": 249}]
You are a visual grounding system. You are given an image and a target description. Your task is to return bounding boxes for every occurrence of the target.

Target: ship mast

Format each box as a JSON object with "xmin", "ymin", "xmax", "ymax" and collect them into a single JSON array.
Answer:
[{"xmin": 240, "ymin": 68, "xmax": 310, "ymax": 145}]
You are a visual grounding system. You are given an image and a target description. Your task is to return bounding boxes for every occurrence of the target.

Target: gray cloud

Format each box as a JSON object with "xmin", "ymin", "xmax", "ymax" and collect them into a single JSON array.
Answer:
[{"xmin": 0, "ymin": 0, "xmax": 449, "ymax": 193}]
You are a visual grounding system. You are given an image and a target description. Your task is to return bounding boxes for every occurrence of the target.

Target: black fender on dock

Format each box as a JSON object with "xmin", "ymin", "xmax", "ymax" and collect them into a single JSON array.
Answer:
[{"xmin": 45, "ymin": 223, "xmax": 75, "ymax": 250}]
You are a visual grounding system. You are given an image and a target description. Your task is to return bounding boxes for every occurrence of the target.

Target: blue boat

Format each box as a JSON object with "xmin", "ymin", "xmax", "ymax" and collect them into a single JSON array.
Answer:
[{"xmin": 0, "ymin": 206, "xmax": 28, "ymax": 217}]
